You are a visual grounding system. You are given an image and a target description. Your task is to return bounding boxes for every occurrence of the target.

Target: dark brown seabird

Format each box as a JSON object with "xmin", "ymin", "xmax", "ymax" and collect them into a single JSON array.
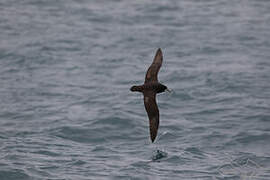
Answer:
[{"xmin": 130, "ymin": 48, "xmax": 169, "ymax": 143}]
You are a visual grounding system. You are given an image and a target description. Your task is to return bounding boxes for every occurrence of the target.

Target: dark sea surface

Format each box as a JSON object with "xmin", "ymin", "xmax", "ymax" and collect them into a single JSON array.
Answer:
[{"xmin": 1, "ymin": 0, "xmax": 270, "ymax": 179}]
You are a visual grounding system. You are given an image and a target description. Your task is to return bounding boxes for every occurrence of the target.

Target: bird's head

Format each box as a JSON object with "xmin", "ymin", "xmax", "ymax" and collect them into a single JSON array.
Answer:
[
  {"xmin": 157, "ymin": 84, "xmax": 172, "ymax": 93},
  {"xmin": 156, "ymin": 84, "xmax": 167, "ymax": 93}
]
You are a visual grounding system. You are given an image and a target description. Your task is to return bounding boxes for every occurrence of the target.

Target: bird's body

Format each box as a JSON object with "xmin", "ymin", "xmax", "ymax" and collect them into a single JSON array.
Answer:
[
  {"xmin": 130, "ymin": 82, "xmax": 167, "ymax": 93},
  {"xmin": 130, "ymin": 48, "xmax": 169, "ymax": 142}
]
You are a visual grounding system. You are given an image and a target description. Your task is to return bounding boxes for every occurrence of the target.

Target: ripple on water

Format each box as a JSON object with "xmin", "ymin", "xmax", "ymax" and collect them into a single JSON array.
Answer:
[
  {"xmin": 32, "ymin": 150, "xmax": 60, "ymax": 157},
  {"xmin": 0, "ymin": 169, "xmax": 30, "ymax": 180},
  {"xmin": 52, "ymin": 126, "xmax": 108, "ymax": 144}
]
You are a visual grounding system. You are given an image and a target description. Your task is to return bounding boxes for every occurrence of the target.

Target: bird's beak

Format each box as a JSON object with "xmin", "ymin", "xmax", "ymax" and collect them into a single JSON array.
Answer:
[{"xmin": 166, "ymin": 88, "xmax": 172, "ymax": 93}]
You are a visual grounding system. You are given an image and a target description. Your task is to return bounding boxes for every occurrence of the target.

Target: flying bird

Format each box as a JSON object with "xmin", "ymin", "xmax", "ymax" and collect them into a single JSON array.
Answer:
[{"xmin": 130, "ymin": 48, "xmax": 170, "ymax": 142}]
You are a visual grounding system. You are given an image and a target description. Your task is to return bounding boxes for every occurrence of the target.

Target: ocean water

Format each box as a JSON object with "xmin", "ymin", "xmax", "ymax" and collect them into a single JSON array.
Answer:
[{"xmin": 0, "ymin": 0, "xmax": 270, "ymax": 179}]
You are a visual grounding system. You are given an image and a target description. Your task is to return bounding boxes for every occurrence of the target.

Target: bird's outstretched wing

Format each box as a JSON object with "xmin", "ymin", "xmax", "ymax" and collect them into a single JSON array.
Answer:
[
  {"xmin": 145, "ymin": 48, "xmax": 163, "ymax": 83},
  {"xmin": 143, "ymin": 91, "xmax": 159, "ymax": 142}
]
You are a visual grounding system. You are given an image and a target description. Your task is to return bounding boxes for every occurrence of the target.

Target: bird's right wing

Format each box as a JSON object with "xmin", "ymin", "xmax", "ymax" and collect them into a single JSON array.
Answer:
[
  {"xmin": 143, "ymin": 91, "xmax": 159, "ymax": 142},
  {"xmin": 145, "ymin": 48, "xmax": 163, "ymax": 83}
]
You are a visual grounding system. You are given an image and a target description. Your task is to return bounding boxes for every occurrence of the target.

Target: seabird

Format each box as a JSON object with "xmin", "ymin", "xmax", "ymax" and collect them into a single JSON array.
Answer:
[{"xmin": 130, "ymin": 48, "xmax": 170, "ymax": 142}]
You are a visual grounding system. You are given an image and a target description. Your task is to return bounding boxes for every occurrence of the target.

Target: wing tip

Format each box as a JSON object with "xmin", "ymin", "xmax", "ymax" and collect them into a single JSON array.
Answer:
[
  {"xmin": 150, "ymin": 128, "xmax": 158, "ymax": 143},
  {"xmin": 151, "ymin": 136, "xmax": 156, "ymax": 143},
  {"xmin": 153, "ymin": 48, "xmax": 163, "ymax": 63},
  {"xmin": 157, "ymin": 48, "xmax": 162, "ymax": 55}
]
